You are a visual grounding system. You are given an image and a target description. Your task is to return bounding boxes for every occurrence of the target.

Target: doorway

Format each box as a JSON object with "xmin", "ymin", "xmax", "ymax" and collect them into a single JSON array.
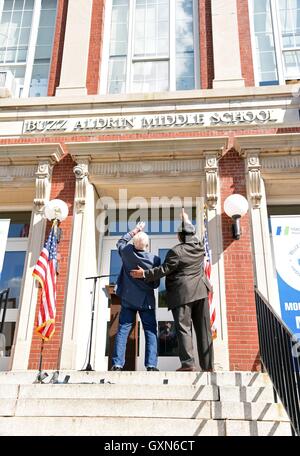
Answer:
[
  {"xmin": 96, "ymin": 206, "xmax": 198, "ymax": 371},
  {"xmin": 0, "ymin": 212, "xmax": 29, "ymax": 371},
  {"xmin": 99, "ymin": 235, "xmax": 180, "ymax": 371}
]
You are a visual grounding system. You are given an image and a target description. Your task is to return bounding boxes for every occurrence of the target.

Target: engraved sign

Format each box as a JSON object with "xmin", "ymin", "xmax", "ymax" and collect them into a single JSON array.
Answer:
[{"xmin": 22, "ymin": 109, "xmax": 282, "ymax": 134}]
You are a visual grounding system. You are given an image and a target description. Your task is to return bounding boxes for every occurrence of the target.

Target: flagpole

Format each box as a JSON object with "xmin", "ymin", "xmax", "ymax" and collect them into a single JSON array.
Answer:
[{"xmin": 34, "ymin": 339, "xmax": 48, "ymax": 383}]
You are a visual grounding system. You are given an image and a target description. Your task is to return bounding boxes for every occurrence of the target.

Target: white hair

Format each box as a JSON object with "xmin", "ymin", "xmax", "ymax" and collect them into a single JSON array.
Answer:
[{"xmin": 133, "ymin": 232, "xmax": 149, "ymax": 251}]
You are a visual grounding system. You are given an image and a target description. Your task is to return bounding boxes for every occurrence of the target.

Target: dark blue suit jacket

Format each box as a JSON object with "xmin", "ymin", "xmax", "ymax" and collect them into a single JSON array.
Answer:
[{"xmin": 115, "ymin": 233, "xmax": 161, "ymax": 310}]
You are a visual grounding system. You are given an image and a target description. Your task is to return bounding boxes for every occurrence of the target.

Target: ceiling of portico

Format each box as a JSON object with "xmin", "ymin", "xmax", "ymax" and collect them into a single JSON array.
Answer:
[
  {"xmin": 265, "ymin": 177, "xmax": 300, "ymax": 201},
  {"xmin": 94, "ymin": 180, "xmax": 203, "ymax": 201}
]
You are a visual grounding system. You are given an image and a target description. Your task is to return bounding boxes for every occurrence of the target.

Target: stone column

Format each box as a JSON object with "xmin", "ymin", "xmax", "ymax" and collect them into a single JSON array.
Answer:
[
  {"xmin": 59, "ymin": 160, "xmax": 98, "ymax": 369},
  {"xmin": 245, "ymin": 152, "xmax": 281, "ymax": 314},
  {"xmin": 204, "ymin": 153, "xmax": 230, "ymax": 371},
  {"xmin": 10, "ymin": 161, "xmax": 52, "ymax": 370},
  {"xmin": 211, "ymin": 0, "xmax": 245, "ymax": 88},
  {"xmin": 56, "ymin": 0, "xmax": 93, "ymax": 96}
]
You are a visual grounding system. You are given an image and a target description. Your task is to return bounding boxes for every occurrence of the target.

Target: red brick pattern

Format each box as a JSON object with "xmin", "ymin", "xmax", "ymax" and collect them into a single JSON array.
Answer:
[
  {"xmin": 48, "ymin": 0, "xmax": 69, "ymax": 97},
  {"xmin": 219, "ymin": 148, "xmax": 260, "ymax": 371},
  {"xmin": 87, "ymin": 0, "xmax": 105, "ymax": 95},
  {"xmin": 237, "ymin": 0, "xmax": 255, "ymax": 87},
  {"xmin": 199, "ymin": 0, "xmax": 214, "ymax": 89},
  {"xmin": 28, "ymin": 153, "xmax": 76, "ymax": 369}
]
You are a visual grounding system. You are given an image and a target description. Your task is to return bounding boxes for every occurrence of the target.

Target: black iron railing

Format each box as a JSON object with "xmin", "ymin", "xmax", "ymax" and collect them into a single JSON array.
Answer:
[
  {"xmin": 255, "ymin": 289, "xmax": 300, "ymax": 436},
  {"xmin": 0, "ymin": 288, "xmax": 10, "ymax": 334}
]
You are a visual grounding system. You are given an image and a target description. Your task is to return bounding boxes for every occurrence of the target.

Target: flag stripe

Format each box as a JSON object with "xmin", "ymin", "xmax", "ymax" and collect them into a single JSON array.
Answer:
[
  {"xmin": 32, "ymin": 224, "xmax": 58, "ymax": 341},
  {"xmin": 204, "ymin": 214, "xmax": 217, "ymax": 339}
]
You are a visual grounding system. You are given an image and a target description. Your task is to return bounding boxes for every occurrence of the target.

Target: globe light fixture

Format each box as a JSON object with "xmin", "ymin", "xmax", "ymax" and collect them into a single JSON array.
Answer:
[
  {"xmin": 44, "ymin": 199, "xmax": 69, "ymax": 222},
  {"xmin": 224, "ymin": 194, "xmax": 249, "ymax": 240}
]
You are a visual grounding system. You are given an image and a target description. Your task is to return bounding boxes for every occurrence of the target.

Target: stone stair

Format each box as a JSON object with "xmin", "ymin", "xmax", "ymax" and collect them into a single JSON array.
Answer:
[{"xmin": 0, "ymin": 370, "xmax": 292, "ymax": 436}]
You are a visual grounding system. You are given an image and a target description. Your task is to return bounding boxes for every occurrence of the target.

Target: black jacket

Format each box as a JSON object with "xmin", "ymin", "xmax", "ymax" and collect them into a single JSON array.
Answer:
[{"xmin": 144, "ymin": 234, "xmax": 212, "ymax": 310}]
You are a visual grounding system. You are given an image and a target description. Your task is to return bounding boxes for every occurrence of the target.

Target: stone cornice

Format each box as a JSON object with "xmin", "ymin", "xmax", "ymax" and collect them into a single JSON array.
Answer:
[
  {"xmin": 67, "ymin": 137, "xmax": 228, "ymax": 162},
  {"xmin": 0, "ymin": 85, "xmax": 298, "ymax": 111},
  {"xmin": 234, "ymin": 133, "xmax": 300, "ymax": 156},
  {"xmin": 261, "ymin": 154, "xmax": 300, "ymax": 171},
  {"xmin": 0, "ymin": 143, "xmax": 64, "ymax": 165}
]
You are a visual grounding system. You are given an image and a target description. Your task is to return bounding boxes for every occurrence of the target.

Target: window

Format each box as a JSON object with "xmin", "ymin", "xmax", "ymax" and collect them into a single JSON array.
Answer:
[
  {"xmin": 102, "ymin": 0, "xmax": 199, "ymax": 94},
  {"xmin": 250, "ymin": 0, "xmax": 300, "ymax": 85},
  {"xmin": 0, "ymin": 212, "xmax": 30, "ymax": 361},
  {"xmin": 0, "ymin": 0, "xmax": 57, "ymax": 97}
]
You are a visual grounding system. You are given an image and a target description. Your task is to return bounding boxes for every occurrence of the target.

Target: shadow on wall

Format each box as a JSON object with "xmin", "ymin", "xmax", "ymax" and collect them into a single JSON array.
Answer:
[{"xmin": 218, "ymin": 148, "xmax": 250, "ymax": 253}]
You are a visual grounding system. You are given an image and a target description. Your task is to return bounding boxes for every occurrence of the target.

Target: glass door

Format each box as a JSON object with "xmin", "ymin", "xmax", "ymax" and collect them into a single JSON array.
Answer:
[
  {"xmin": 95, "ymin": 238, "xmax": 122, "ymax": 371},
  {"xmin": 0, "ymin": 212, "xmax": 30, "ymax": 371},
  {"xmin": 148, "ymin": 237, "xmax": 180, "ymax": 371}
]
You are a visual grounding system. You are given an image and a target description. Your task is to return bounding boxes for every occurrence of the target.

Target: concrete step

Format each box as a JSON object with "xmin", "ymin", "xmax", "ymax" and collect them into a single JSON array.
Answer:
[
  {"xmin": 226, "ymin": 420, "xmax": 292, "ymax": 436},
  {"xmin": 18, "ymin": 384, "xmax": 219, "ymax": 401},
  {"xmin": 0, "ymin": 383, "xmax": 276, "ymax": 403},
  {"xmin": 16, "ymin": 383, "xmax": 276, "ymax": 403},
  {"xmin": 219, "ymin": 385, "xmax": 275, "ymax": 402},
  {"xmin": 0, "ymin": 398, "xmax": 287, "ymax": 422},
  {"xmin": 0, "ymin": 416, "xmax": 291, "ymax": 436},
  {"xmin": 212, "ymin": 401, "xmax": 289, "ymax": 421},
  {"xmin": 0, "ymin": 370, "xmax": 272, "ymax": 387}
]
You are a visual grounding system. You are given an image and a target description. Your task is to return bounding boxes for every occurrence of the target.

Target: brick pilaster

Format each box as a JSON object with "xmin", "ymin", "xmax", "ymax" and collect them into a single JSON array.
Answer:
[
  {"xmin": 87, "ymin": 0, "xmax": 105, "ymax": 95},
  {"xmin": 199, "ymin": 0, "xmax": 214, "ymax": 89},
  {"xmin": 236, "ymin": 0, "xmax": 255, "ymax": 87},
  {"xmin": 28, "ymin": 154, "xmax": 76, "ymax": 370},
  {"xmin": 219, "ymin": 148, "xmax": 260, "ymax": 371},
  {"xmin": 48, "ymin": 0, "xmax": 69, "ymax": 97}
]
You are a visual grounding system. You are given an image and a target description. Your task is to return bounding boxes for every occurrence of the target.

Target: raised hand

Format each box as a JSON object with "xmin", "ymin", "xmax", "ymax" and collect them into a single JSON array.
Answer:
[
  {"xmin": 181, "ymin": 208, "xmax": 189, "ymax": 222},
  {"xmin": 136, "ymin": 221, "xmax": 145, "ymax": 231}
]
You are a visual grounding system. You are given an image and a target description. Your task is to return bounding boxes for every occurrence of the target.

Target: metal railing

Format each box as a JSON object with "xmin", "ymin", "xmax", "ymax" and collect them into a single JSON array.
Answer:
[
  {"xmin": 255, "ymin": 289, "xmax": 300, "ymax": 436},
  {"xmin": 0, "ymin": 288, "xmax": 10, "ymax": 335}
]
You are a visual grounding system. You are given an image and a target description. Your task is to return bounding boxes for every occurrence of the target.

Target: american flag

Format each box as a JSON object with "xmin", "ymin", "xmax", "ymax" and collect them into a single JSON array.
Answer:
[
  {"xmin": 32, "ymin": 222, "xmax": 58, "ymax": 341},
  {"xmin": 204, "ymin": 215, "xmax": 217, "ymax": 339}
]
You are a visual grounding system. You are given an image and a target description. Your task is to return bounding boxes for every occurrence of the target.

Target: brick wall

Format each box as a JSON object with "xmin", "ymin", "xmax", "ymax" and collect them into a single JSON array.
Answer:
[
  {"xmin": 87, "ymin": 0, "xmax": 105, "ymax": 95},
  {"xmin": 237, "ymin": 0, "xmax": 255, "ymax": 87},
  {"xmin": 199, "ymin": 0, "xmax": 214, "ymax": 89},
  {"xmin": 28, "ymin": 153, "xmax": 76, "ymax": 370},
  {"xmin": 48, "ymin": 0, "xmax": 68, "ymax": 97},
  {"xmin": 219, "ymin": 148, "xmax": 260, "ymax": 371}
]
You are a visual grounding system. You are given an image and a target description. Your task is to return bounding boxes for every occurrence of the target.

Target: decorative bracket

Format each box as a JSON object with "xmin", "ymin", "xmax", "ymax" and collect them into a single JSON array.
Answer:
[
  {"xmin": 73, "ymin": 162, "xmax": 89, "ymax": 213},
  {"xmin": 246, "ymin": 152, "xmax": 262, "ymax": 209},
  {"xmin": 34, "ymin": 161, "xmax": 53, "ymax": 213},
  {"xmin": 205, "ymin": 154, "xmax": 219, "ymax": 209}
]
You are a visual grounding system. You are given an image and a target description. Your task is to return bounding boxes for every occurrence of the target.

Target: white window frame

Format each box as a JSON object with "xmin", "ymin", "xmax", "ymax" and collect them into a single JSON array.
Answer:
[
  {"xmin": 99, "ymin": 0, "xmax": 200, "ymax": 94},
  {"xmin": 249, "ymin": 0, "xmax": 300, "ymax": 86},
  {"xmin": 0, "ymin": 0, "xmax": 57, "ymax": 98}
]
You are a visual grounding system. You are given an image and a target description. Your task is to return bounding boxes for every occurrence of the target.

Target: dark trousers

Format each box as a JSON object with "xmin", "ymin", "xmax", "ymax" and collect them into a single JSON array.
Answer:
[{"xmin": 172, "ymin": 298, "xmax": 214, "ymax": 371}]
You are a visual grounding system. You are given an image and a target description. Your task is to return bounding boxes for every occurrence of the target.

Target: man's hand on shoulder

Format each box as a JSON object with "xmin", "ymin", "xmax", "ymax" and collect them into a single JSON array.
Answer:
[{"xmin": 130, "ymin": 265, "xmax": 145, "ymax": 278}]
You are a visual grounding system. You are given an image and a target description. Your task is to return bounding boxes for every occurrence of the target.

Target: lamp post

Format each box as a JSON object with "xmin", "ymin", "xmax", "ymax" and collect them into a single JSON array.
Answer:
[
  {"xmin": 44, "ymin": 198, "xmax": 68, "ymax": 224},
  {"xmin": 224, "ymin": 194, "xmax": 249, "ymax": 240},
  {"xmin": 44, "ymin": 198, "xmax": 69, "ymax": 243}
]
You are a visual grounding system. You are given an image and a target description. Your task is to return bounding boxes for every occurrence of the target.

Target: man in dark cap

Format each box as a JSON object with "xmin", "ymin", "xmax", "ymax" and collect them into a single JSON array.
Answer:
[{"xmin": 130, "ymin": 209, "xmax": 214, "ymax": 372}]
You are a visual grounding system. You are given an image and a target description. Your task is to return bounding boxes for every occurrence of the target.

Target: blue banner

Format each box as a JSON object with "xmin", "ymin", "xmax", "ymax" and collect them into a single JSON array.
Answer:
[{"xmin": 270, "ymin": 216, "xmax": 300, "ymax": 338}]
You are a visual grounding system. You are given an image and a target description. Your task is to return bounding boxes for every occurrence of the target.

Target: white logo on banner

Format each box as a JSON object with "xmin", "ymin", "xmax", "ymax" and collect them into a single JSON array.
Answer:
[{"xmin": 272, "ymin": 221, "xmax": 300, "ymax": 292}]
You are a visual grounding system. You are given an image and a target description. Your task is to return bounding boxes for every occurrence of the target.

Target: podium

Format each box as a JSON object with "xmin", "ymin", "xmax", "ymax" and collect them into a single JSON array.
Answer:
[{"xmin": 106, "ymin": 285, "xmax": 138, "ymax": 371}]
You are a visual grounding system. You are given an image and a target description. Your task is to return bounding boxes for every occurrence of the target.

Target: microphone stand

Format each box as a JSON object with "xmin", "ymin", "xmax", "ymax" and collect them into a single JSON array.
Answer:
[{"xmin": 82, "ymin": 274, "xmax": 118, "ymax": 371}]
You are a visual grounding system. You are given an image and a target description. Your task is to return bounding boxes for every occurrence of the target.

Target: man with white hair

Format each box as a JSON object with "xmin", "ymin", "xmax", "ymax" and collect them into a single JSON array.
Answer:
[{"xmin": 111, "ymin": 221, "xmax": 161, "ymax": 371}]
